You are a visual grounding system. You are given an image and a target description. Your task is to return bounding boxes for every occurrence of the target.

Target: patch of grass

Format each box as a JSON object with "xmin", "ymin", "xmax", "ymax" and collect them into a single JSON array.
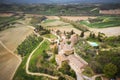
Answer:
[
  {"xmin": 43, "ymin": 34, "xmax": 57, "ymax": 39},
  {"xmin": 29, "ymin": 39, "xmax": 61, "ymax": 77},
  {"xmin": 43, "ymin": 19, "xmax": 57, "ymax": 23},
  {"xmin": 29, "ymin": 40, "xmax": 50, "ymax": 71}
]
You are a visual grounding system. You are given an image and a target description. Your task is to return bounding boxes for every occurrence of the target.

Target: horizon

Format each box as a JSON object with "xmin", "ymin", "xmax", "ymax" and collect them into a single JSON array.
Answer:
[{"xmin": 1, "ymin": 0, "xmax": 120, "ymax": 4}]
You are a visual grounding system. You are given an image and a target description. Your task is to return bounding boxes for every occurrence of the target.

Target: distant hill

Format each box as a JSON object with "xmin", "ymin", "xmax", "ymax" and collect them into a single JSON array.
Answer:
[{"xmin": 1, "ymin": 0, "xmax": 120, "ymax": 4}]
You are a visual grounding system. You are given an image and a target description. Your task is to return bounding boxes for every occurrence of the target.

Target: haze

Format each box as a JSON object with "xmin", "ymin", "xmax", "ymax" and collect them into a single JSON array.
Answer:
[{"xmin": 1, "ymin": 0, "xmax": 120, "ymax": 4}]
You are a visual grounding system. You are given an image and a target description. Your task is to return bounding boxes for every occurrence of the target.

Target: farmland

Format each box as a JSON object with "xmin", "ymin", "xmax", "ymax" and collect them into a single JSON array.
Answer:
[
  {"xmin": 0, "ymin": 16, "xmax": 34, "ymax": 80},
  {"xmin": 79, "ymin": 16, "xmax": 120, "ymax": 28},
  {"xmin": 0, "ymin": 15, "xmax": 24, "ymax": 31},
  {"xmin": 41, "ymin": 18, "xmax": 82, "ymax": 34},
  {"xmin": 0, "ymin": 43, "xmax": 21, "ymax": 80},
  {"xmin": 61, "ymin": 16, "xmax": 96, "ymax": 21},
  {"xmin": 0, "ymin": 24, "xmax": 34, "ymax": 51},
  {"xmin": 0, "ymin": 2, "xmax": 120, "ymax": 80}
]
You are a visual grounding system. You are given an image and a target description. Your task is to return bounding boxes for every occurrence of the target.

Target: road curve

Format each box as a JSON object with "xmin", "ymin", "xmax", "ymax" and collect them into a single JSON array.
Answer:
[{"xmin": 25, "ymin": 39, "xmax": 58, "ymax": 80}]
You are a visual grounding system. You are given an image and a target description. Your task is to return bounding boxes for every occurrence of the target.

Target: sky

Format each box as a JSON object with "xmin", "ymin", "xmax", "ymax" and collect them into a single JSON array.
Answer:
[{"xmin": 1, "ymin": 0, "xmax": 120, "ymax": 4}]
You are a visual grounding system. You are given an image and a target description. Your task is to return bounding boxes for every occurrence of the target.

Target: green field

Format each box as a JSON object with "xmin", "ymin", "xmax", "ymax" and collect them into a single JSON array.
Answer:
[
  {"xmin": 29, "ymin": 39, "xmax": 60, "ymax": 76},
  {"xmin": 79, "ymin": 16, "xmax": 120, "ymax": 28},
  {"xmin": 43, "ymin": 34, "xmax": 57, "ymax": 39},
  {"xmin": 13, "ymin": 37, "xmax": 51, "ymax": 80},
  {"xmin": 42, "ymin": 19, "xmax": 58, "ymax": 23},
  {"xmin": 0, "ymin": 16, "xmax": 16, "ymax": 24}
]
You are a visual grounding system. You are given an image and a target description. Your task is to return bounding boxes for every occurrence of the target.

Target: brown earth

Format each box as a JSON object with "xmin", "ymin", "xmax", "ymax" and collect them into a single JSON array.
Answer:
[
  {"xmin": 0, "ymin": 13, "xmax": 14, "ymax": 17},
  {"xmin": 61, "ymin": 16, "xmax": 96, "ymax": 21},
  {"xmin": 0, "ymin": 19, "xmax": 34, "ymax": 80},
  {"xmin": 0, "ymin": 43, "xmax": 21, "ymax": 80},
  {"xmin": 0, "ymin": 24, "xmax": 34, "ymax": 51},
  {"xmin": 89, "ymin": 26, "xmax": 120, "ymax": 37}
]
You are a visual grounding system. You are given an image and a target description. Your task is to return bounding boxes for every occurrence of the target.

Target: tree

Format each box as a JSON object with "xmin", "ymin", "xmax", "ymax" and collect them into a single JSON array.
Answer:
[
  {"xmin": 52, "ymin": 44, "xmax": 58, "ymax": 54},
  {"xmin": 103, "ymin": 63, "xmax": 117, "ymax": 78},
  {"xmin": 59, "ymin": 60, "xmax": 70, "ymax": 74},
  {"xmin": 80, "ymin": 31, "xmax": 84, "ymax": 37},
  {"xmin": 70, "ymin": 29, "xmax": 74, "ymax": 35},
  {"xmin": 97, "ymin": 32, "xmax": 102, "ymax": 42},
  {"xmin": 89, "ymin": 32, "xmax": 93, "ymax": 38},
  {"xmin": 56, "ymin": 30, "xmax": 61, "ymax": 35}
]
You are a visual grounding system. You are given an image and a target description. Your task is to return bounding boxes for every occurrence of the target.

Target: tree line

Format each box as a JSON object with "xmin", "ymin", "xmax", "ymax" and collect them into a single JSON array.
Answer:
[{"xmin": 17, "ymin": 35, "xmax": 43, "ymax": 57}]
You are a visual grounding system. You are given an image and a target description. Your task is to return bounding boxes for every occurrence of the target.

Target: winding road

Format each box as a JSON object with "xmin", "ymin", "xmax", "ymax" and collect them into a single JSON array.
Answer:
[{"xmin": 25, "ymin": 38, "xmax": 58, "ymax": 80}]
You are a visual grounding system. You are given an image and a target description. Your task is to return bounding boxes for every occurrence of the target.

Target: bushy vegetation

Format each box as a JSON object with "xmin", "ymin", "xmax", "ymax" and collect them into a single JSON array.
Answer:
[
  {"xmin": 34, "ymin": 25, "xmax": 50, "ymax": 35},
  {"xmin": 58, "ymin": 61, "xmax": 76, "ymax": 79},
  {"xmin": 17, "ymin": 34, "xmax": 43, "ymax": 57},
  {"xmin": 14, "ymin": 35, "xmax": 48, "ymax": 80},
  {"xmin": 90, "ymin": 49, "xmax": 120, "ymax": 77},
  {"xmin": 75, "ymin": 38, "xmax": 96, "ymax": 62},
  {"xmin": 95, "ymin": 77, "xmax": 102, "ymax": 80},
  {"xmin": 29, "ymin": 40, "xmax": 76, "ymax": 79},
  {"xmin": 75, "ymin": 35, "xmax": 120, "ymax": 79},
  {"xmin": 104, "ymin": 36, "xmax": 120, "ymax": 47},
  {"xmin": 30, "ymin": 16, "xmax": 47, "ymax": 26}
]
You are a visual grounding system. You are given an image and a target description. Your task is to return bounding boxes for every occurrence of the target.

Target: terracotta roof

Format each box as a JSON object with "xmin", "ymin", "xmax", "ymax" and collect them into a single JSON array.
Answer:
[{"xmin": 67, "ymin": 55, "xmax": 85, "ymax": 69}]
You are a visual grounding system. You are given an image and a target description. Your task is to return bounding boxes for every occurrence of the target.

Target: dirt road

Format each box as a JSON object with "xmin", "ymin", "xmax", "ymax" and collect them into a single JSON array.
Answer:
[
  {"xmin": 26, "ymin": 38, "xmax": 58, "ymax": 80},
  {"xmin": 0, "ymin": 41, "xmax": 21, "ymax": 80}
]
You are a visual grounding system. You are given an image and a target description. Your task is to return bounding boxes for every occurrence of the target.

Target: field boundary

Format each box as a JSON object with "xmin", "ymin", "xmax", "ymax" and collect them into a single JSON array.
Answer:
[{"xmin": 0, "ymin": 41, "xmax": 22, "ymax": 80}]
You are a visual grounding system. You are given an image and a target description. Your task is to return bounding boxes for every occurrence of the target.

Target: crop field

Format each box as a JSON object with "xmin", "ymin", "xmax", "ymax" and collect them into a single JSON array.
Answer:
[
  {"xmin": 42, "ymin": 19, "xmax": 82, "ymax": 34},
  {"xmin": 79, "ymin": 16, "xmax": 120, "ymax": 28},
  {"xmin": 0, "ymin": 43, "xmax": 21, "ymax": 80},
  {"xmin": 89, "ymin": 26, "xmax": 120, "ymax": 37},
  {"xmin": 42, "ymin": 19, "xmax": 69, "ymax": 27},
  {"xmin": 0, "ymin": 18, "xmax": 34, "ymax": 80},
  {"xmin": 0, "ymin": 16, "xmax": 17, "ymax": 24},
  {"xmin": 61, "ymin": 16, "xmax": 96, "ymax": 21},
  {"xmin": 0, "ymin": 24, "xmax": 34, "ymax": 51}
]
